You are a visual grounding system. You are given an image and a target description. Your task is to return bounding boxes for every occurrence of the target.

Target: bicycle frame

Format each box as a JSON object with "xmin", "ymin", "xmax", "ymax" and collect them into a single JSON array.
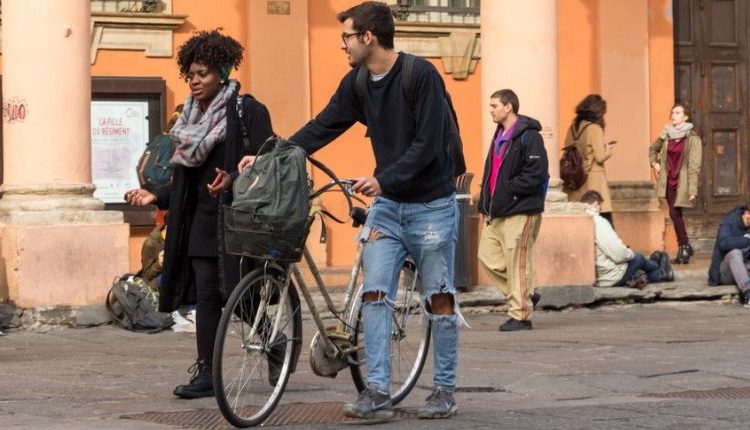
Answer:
[{"xmin": 291, "ymin": 245, "xmax": 364, "ymax": 360}]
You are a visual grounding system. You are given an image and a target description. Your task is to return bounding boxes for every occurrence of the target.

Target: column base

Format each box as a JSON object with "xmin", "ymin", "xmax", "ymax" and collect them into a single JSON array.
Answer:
[
  {"xmin": 471, "ymin": 178, "xmax": 596, "ymax": 288},
  {"xmin": 0, "ymin": 183, "xmax": 130, "ymax": 308},
  {"xmin": 473, "ymin": 205, "xmax": 595, "ymax": 289},
  {"xmin": 610, "ymin": 181, "xmax": 664, "ymax": 254}
]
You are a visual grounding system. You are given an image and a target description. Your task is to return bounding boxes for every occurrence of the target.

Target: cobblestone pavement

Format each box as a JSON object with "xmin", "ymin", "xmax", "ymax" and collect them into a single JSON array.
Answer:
[{"xmin": 2, "ymin": 301, "xmax": 750, "ymax": 429}]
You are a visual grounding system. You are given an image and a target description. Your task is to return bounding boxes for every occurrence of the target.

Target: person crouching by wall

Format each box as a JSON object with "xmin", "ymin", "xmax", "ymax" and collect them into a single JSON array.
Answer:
[
  {"xmin": 581, "ymin": 190, "xmax": 674, "ymax": 288},
  {"xmin": 648, "ymin": 102, "xmax": 702, "ymax": 264}
]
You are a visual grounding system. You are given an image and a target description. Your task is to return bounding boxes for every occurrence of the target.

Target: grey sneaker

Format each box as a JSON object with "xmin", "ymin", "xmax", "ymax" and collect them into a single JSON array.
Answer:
[
  {"xmin": 342, "ymin": 384, "xmax": 393, "ymax": 419},
  {"xmin": 417, "ymin": 386, "xmax": 458, "ymax": 419},
  {"xmin": 741, "ymin": 290, "xmax": 750, "ymax": 308}
]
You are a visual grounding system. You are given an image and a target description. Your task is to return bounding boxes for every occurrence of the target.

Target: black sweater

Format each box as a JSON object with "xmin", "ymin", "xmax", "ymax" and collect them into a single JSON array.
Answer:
[{"xmin": 290, "ymin": 53, "xmax": 454, "ymax": 203}]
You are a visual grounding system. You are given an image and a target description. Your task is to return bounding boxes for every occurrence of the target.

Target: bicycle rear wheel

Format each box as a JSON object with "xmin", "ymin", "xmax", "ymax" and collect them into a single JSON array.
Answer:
[
  {"xmin": 213, "ymin": 267, "xmax": 302, "ymax": 428},
  {"xmin": 348, "ymin": 261, "xmax": 431, "ymax": 405}
]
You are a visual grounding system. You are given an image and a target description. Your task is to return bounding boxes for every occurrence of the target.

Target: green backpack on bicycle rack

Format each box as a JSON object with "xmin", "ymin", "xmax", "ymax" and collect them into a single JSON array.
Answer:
[{"xmin": 225, "ymin": 137, "xmax": 312, "ymax": 262}]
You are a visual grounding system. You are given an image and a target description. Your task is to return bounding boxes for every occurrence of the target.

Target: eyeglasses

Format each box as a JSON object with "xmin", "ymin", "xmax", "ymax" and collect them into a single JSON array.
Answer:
[{"xmin": 341, "ymin": 32, "xmax": 363, "ymax": 44}]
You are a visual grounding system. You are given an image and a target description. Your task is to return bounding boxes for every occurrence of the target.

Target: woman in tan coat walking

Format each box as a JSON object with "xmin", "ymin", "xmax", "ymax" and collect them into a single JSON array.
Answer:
[
  {"xmin": 648, "ymin": 103, "xmax": 702, "ymax": 264},
  {"xmin": 563, "ymin": 94, "xmax": 616, "ymax": 226}
]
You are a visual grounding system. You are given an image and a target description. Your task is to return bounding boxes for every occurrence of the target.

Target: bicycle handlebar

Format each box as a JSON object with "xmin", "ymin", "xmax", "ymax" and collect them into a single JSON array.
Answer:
[{"xmin": 310, "ymin": 178, "xmax": 367, "ymax": 207}]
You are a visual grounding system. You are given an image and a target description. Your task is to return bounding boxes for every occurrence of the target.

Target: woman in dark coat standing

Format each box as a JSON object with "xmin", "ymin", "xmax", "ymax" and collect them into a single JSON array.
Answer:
[{"xmin": 125, "ymin": 30, "xmax": 273, "ymax": 398}]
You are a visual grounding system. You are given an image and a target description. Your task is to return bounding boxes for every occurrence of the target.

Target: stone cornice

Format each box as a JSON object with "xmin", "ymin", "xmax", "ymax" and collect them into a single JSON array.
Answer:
[
  {"xmin": 394, "ymin": 23, "xmax": 480, "ymax": 80},
  {"xmin": 90, "ymin": 11, "xmax": 187, "ymax": 64}
]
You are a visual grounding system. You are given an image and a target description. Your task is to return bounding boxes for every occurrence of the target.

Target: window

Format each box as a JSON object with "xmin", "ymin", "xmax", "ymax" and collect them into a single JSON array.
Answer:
[
  {"xmin": 91, "ymin": 0, "xmax": 167, "ymax": 13},
  {"xmin": 392, "ymin": 0, "xmax": 480, "ymax": 25}
]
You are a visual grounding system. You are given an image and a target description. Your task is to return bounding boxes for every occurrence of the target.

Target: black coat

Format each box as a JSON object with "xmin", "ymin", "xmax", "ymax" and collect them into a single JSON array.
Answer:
[
  {"xmin": 155, "ymin": 90, "xmax": 274, "ymax": 312},
  {"xmin": 478, "ymin": 115, "xmax": 549, "ymax": 219},
  {"xmin": 708, "ymin": 206, "xmax": 750, "ymax": 285}
]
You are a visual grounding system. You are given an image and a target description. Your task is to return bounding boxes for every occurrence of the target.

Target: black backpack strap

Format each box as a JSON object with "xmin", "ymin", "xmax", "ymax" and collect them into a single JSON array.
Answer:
[
  {"xmin": 236, "ymin": 94, "xmax": 252, "ymax": 154},
  {"xmin": 571, "ymin": 122, "xmax": 593, "ymax": 141},
  {"xmin": 354, "ymin": 65, "xmax": 368, "ymax": 102},
  {"xmin": 401, "ymin": 53, "xmax": 417, "ymax": 108}
]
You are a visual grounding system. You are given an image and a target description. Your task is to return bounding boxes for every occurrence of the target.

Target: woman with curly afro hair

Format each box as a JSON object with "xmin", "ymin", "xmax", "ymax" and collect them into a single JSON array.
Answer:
[{"xmin": 125, "ymin": 29, "xmax": 274, "ymax": 398}]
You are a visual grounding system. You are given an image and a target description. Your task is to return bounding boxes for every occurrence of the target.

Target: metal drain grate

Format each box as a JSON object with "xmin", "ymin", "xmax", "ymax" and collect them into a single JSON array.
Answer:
[
  {"xmin": 644, "ymin": 386, "xmax": 750, "ymax": 400},
  {"xmin": 123, "ymin": 401, "xmax": 415, "ymax": 429}
]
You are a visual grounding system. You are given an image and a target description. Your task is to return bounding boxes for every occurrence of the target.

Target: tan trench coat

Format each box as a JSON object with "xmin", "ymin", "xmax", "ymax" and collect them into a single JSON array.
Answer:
[
  {"xmin": 648, "ymin": 131, "xmax": 702, "ymax": 208},
  {"xmin": 563, "ymin": 121, "xmax": 613, "ymax": 212}
]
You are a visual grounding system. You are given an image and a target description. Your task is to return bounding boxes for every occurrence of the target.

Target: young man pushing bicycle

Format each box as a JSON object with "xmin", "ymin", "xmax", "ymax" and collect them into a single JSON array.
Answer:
[{"xmin": 280, "ymin": 1, "xmax": 461, "ymax": 420}]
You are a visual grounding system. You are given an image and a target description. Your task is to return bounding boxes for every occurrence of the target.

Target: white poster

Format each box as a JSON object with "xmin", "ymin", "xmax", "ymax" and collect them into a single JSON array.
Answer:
[{"xmin": 91, "ymin": 101, "xmax": 150, "ymax": 203}]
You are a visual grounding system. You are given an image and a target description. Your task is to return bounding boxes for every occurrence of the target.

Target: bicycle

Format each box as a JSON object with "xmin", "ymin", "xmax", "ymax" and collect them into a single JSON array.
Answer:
[{"xmin": 213, "ymin": 177, "xmax": 431, "ymax": 428}]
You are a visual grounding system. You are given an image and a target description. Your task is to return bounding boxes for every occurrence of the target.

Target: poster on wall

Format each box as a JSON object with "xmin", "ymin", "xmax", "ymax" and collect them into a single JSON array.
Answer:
[{"xmin": 91, "ymin": 101, "xmax": 149, "ymax": 203}]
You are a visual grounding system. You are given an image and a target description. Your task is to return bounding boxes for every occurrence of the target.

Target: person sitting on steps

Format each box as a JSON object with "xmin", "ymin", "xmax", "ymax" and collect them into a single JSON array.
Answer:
[
  {"xmin": 581, "ymin": 191, "xmax": 674, "ymax": 288},
  {"xmin": 707, "ymin": 205, "xmax": 750, "ymax": 307}
]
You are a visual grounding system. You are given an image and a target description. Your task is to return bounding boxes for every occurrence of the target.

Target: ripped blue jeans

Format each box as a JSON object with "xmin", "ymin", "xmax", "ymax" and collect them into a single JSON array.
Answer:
[{"xmin": 358, "ymin": 194, "xmax": 460, "ymax": 392}]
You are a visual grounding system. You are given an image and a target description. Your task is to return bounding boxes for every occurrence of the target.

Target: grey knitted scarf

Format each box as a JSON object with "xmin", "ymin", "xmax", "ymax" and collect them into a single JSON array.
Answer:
[
  {"xmin": 659, "ymin": 122, "xmax": 693, "ymax": 140},
  {"xmin": 169, "ymin": 80, "xmax": 238, "ymax": 167}
]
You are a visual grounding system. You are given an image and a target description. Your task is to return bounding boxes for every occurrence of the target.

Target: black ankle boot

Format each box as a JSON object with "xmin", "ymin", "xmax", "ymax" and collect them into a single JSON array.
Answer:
[
  {"xmin": 678, "ymin": 244, "xmax": 693, "ymax": 264},
  {"xmin": 173, "ymin": 360, "xmax": 214, "ymax": 399},
  {"xmin": 658, "ymin": 252, "xmax": 674, "ymax": 282},
  {"xmin": 674, "ymin": 245, "xmax": 690, "ymax": 264}
]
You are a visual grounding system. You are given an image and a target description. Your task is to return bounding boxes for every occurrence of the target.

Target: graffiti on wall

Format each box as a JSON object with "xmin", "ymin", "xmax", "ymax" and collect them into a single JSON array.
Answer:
[{"xmin": 3, "ymin": 97, "xmax": 29, "ymax": 124}]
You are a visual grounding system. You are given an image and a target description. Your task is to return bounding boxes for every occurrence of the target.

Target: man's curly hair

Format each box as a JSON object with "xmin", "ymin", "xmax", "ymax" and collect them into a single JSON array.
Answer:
[{"xmin": 176, "ymin": 29, "xmax": 244, "ymax": 80}]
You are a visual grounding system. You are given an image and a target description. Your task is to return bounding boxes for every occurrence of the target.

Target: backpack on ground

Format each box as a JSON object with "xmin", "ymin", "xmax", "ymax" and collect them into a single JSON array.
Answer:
[
  {"xmin": 137, "ymin": 134, "xmax": 176, "ymax": 191},
  {"xmin": 224, "ymin": 137, "xmax": 312, "ymax": 262},
  {"xmin": 354, "ymin": 53, "xmax": 467, "ymax": 177},
  {"xmin": 560, "ymin": 144, "xmax": 587, "ymax": 190},
  {"xmin": 106, "ymin": 274, "xmax": 173, "ymax": 333}
]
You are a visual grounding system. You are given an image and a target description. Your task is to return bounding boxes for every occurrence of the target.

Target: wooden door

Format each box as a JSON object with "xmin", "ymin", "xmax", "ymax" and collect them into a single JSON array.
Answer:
[{"xmin": 674, "ymin": 0, "xmax": 749, "ymax": 252}]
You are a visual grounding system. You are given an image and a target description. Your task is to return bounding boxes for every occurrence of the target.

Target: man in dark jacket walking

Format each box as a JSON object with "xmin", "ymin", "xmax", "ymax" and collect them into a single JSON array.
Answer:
[
  {"xmin": 478, "ymin": 89, "xmax": 549, "ymax": 331},
  {"xmin": 707, "ymin": 205, "xmax": 750, "ymax": 306}
]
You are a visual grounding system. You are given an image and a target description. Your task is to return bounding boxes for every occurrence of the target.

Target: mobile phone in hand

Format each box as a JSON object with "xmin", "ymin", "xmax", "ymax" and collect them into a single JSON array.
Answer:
[{"xmin": 209, "ymin": 171, "xmax": 223, "ymax": 188}]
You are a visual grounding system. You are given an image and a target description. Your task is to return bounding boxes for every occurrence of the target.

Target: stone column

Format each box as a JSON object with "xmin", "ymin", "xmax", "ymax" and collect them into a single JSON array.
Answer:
[
  {"xmin": 478, "ymin": 0, "xmax": 594, "ymax": 289},
  {"xmin": 1, "ymin": 0, "xmax": 129, "ymax": 310},
  {"xmin": 481, "ymin": 0, "xmax": 562, "ymax": 182}
]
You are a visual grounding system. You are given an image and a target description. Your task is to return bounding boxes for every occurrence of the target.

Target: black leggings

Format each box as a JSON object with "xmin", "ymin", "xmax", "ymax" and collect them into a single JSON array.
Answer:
[{"xmin": 191, "ymin": 257, "xmax": 222, "ymax": 366}]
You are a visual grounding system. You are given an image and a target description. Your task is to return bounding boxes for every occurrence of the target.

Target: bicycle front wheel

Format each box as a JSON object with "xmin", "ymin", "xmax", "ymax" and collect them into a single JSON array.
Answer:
[
  {"xmin": 348, "ymin": 261, "xmax": 431, "ymax": 405},
  {"xmin": 213, "ymin": 267, "xmax": 302, "ymax": 428}
]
